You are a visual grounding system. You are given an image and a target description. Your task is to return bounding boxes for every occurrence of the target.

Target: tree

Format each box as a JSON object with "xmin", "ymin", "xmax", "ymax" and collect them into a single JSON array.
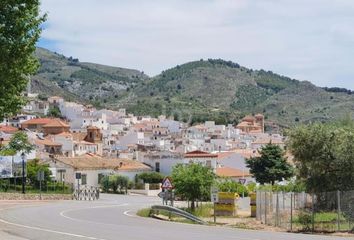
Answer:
[
  {"xmin": 26, "ymin": 159, "xmax": 51, "ymax": 187},
  {"xmin": 246, "ymin": 143, "xmax": 294, "ymax": 185},
  {"xmin": 0, "ymin": 1, "xmax": 46, "ymax": 120},
  {"xmin": 1, "ymin": 131, "xmax": 34, "ymax": 155},
  {"xmin": 171, "ymin": 163, "xmax": 215, "ymax": 211},
  {"xmin": 287, "ymin": 122, "xmax": 354, "ymax": 192},
  {"xmin": 47, "ymin": 106, "xmax": 62, "ymax": 118}
]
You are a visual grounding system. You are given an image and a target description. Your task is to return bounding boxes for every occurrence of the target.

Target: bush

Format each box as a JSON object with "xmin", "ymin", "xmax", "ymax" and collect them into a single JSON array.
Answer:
[
  {"xmin": 100, "ymin": 176, "xmax": 111, "ymax": 192},
  {"xmin": 136, "ymin": 172, "xmax": 164, "ymax": 184},
  {"xmin": 246, "ymin": 182, "xmax": 257, "ymax": 193},
  {"xmin": 100, "ymin": 175, "xmax": 129, "ymax": 193},
  {"xmin": 112, "ymin": 175, "xmax": 129, "ymax": 193},
  {"xmin": 297, "ymin": 211, "xmax": 313, "ymax": 232},
  {"xmin": 217, "ymin": 178, "xmax": 249, "ymax": 197}
]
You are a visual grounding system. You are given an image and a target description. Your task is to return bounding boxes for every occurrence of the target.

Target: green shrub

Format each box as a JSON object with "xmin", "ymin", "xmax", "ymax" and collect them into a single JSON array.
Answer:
[
  {"xmin": 136, "ymin": 172, "xmax": 164, "ymax": 184},
  {"xmin": 100, "ymin": 175, "xmax": 129, "ymax": 193},
  {"xmin": 297, "ymin": 211, "xmax": 313, "ymax": 232},
  {"xmin": 100, "ymin": 176, "xmax": 110, "ymax": 192},
  {"xmin": 217, "ymin": 178, "xmax": 249, "ymax": 197}
]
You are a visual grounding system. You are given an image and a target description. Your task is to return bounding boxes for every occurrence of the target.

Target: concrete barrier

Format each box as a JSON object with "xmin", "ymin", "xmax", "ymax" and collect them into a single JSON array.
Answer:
[{"xmin": 128, "ymin": 183, "xmax": 161, "ymax": 196}]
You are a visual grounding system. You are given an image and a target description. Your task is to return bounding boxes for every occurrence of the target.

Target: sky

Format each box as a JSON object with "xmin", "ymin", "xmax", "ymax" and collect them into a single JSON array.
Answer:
[{"xmin": 38, "ymin": 0, "xmax": 354, "ymax": 90}]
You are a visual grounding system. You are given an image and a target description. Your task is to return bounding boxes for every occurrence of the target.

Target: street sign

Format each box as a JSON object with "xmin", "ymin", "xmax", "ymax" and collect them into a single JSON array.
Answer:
[
  {"xmin": 161, "ymin": 177, "xmax": 173, "ymax": 190},
  {"xmin": 76, "ymin": 172, "xmax": 82, "ymax": 179},
  {"xmin": 37, "ymin": 171, "xmax": 45, "ymax": 181},
  {"xmin": 158, "ymin": 191, "xmax": 173, "ymax": 200},
  {"xmin": 158, "ymin": 191, "xmax": 165, "ymax": 199},
  {"xmin": 239, "ymin": 178, "xmax": 246, "ymax": 185},
  {"xmin": 210, "ymin": 186, "xmax": 219, "ymax": 203}
]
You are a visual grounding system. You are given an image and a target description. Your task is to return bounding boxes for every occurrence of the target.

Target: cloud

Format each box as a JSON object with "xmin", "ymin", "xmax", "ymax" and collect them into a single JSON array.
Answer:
[{"xmin": 39, "ymin": 0, "xmax": 354, "ymax": 89}]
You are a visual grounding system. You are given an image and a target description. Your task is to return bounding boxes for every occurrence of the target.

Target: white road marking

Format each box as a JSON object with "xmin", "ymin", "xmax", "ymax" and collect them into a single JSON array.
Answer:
[
  {"xmin": 123, "ymin": 210, "xmax": 136, "ymax": 217},
  {"xmin": 59, "ymin": 203, "xmax": 129, "ymax": 223},
  {"xmin": 0, "ymin": 217, "xmax": 107, "ymax": 240},
  {"xmin": 0, "ymin": 203, "xmax": 130, "ymax": 240}
]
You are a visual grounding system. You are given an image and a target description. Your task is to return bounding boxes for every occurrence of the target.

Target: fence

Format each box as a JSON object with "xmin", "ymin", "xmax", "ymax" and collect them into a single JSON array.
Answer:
[
  {"xmin": 0, "ymin": 178, "xmax": 74, "ymax": 194},
  {"xmin": 256, "ymin": 190, "xmax": 354, "ymax": 233},
  {"xmin": 73, "ymin": 185, "xmax": 100, "ymax": 201}
]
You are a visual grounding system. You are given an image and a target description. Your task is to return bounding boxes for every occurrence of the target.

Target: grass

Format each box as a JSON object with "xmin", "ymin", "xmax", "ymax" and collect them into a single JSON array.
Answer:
[
  {"xmin": 293, "ymin": 212, "xmax": 346, "ymax": 223},
  {"xmin": 136, "ymin": 204, "xmax": 212, "ymax": 224},
  {"xmin": 180, "ymin": 203, "xmax": 214, "ymax": 218},
  {"xmin": 292, "ymin": 211, "xmax": 353, "ymax": 232},
  {"xmin": 136, "ymin": 208, "xmax": 152, "ymax": 218}
]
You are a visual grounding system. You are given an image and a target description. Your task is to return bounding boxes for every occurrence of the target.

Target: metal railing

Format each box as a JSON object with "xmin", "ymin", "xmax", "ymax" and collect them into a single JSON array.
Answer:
[{"xmin": 151, "ymin": 205, "xmax": 207, "ymax": 225}]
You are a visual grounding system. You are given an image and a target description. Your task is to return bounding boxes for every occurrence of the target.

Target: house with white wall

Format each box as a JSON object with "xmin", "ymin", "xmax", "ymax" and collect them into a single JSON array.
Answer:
[{"xmin": 47, "ymin": 154, "xmax": 151, "ymax": 187}]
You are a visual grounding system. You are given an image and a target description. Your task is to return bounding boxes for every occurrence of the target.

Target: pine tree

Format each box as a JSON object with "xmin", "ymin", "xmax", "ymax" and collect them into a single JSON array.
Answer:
[{"xmin": 246, "ymin": 143, "xmax": 294, "ymax": 185}]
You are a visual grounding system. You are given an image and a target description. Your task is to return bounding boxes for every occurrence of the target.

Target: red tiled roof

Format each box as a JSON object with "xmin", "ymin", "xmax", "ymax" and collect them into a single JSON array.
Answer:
[
  {"xmin": 0, "ymin": 125, "xmax": 18, "ymax": 133},
  {"xmin": 216, "ymin": 167, "xmax": 252, "ymax": 178},
  {"xmin": 56, "ymin": 154, "xmax": 151, "ymax": 171},
  {"xmin": 35, "ymin": 138, "xmax": 62, "ymax": 147},
  {"xmin": 42, "ymin": 119, "xmax": 69, "ymax": 128},
  {"xmin": 184, "ymin": 150, "xmax": 218, "ymax": 158},
  {"xmin": 22, "ymin": 118, "xmax": 53, "ymax": 125},
  {"xmin": 56, "ymin": 132, "xmax": 73, "ymax": 137},
  {"xmin": 242, "ymin": 115, "xmax": 256, "ymax": 121}
]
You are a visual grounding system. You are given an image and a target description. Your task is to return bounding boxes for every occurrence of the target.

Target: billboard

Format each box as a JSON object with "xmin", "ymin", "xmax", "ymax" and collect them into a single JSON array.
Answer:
[{"xmin": 0, "ymin": 155, "xmax": 26, "ymax": 178}]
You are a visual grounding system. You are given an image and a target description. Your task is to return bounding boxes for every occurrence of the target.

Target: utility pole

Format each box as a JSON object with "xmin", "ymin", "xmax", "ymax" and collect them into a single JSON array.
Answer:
[{"xmin": 21, "ymin": 153, "xmax": 26, "ymax": 194}]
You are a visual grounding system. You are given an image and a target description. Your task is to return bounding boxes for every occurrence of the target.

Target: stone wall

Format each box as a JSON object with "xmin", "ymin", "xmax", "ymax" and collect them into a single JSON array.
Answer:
[{"xmin": 0, "ymin": 193, "xmax": 73, "ymax": 200}]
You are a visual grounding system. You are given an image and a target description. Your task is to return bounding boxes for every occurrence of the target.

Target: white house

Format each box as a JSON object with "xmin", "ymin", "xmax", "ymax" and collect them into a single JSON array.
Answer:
[{"xmin": 48, "ymin": 154, "xmax": 152, "ymax": 187}]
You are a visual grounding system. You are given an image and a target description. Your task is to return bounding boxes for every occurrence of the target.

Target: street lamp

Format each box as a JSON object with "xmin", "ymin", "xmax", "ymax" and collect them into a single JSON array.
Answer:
[{"xmin": 21, "ymin": 152, "xmax": 26, "ymax": 194}]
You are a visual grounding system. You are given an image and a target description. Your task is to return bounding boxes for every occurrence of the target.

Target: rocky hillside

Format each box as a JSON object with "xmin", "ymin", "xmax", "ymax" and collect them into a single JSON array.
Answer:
[{"xmin": 31, "ymin": 49, "xmax": 354, "ymax": 127}]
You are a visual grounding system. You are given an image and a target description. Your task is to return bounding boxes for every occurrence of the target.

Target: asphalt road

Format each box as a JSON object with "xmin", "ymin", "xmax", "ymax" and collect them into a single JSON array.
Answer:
[{"xmin": 0, "ymin": 194, "xmax": 352, "ymax": 240}]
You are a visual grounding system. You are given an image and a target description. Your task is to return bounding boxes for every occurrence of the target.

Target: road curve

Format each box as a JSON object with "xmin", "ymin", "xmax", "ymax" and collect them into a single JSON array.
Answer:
[{"xmin": 0, "ymin": 194, "xmax": 351, "ymax": 240}]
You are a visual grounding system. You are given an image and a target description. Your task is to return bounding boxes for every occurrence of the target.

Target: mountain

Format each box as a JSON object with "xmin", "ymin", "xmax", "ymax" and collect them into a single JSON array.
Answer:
[
  {"xmin": 31, "ymin": 48, "xmax": 354, "ymax": 127},
  {"xmin": 31, "ymin": 48, "xmax": 148, "ymax": 105}
]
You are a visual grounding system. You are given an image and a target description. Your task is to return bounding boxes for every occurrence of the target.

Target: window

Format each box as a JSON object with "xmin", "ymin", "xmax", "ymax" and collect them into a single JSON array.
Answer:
[
  {"xmin": 81, "ymin": 174, "xmax": 87, "ymax": 185},
  {"xmin": 206, "ymin": 160, "xmax": 212, "ymax": 168},
  {"xmin": 98, "ymin": 173, "xmax": 104, "ymax": 184},
  {"xmin": 155, "ymin": 162, "xmax": 160, "ymax": 172}
]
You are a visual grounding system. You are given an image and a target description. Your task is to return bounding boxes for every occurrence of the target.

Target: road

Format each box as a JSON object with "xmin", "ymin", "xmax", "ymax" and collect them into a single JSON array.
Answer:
[{"xmin": 0, "ymin": 194, "xmax": 352, "ymax": 240}]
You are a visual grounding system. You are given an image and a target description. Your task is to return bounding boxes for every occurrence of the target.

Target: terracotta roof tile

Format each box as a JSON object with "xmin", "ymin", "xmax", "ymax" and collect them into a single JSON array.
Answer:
[
  {"xmin": 0, "ymin": 125, "xmax": 18, "ymax": 133},
  {"xmin": 184, "ymin": 150, "xmax": 218, "ymax": 158},
  {"xmin": 35, "ymin": 138, "xmax": 62, "ymax": 147},
  {"xmin": 22, "ymin": 118, "xmax": 54, "ymax": 125},
  {"xmin": 216, "ymin": 167, "xmax": 252, "ymax": 178},
  {"xmin": 56, "ymin": 154, "xmax": 151, "ymax": 171},
  {"xmin": 42, "ymin": 119, "xmax": 69, "ymax": 128}
]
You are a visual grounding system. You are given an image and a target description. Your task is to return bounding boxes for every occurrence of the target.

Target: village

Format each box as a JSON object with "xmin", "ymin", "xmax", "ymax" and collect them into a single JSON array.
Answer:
[{"xmin": 0, "ymin": 94, "xmax": 286, "ymax": 191}]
